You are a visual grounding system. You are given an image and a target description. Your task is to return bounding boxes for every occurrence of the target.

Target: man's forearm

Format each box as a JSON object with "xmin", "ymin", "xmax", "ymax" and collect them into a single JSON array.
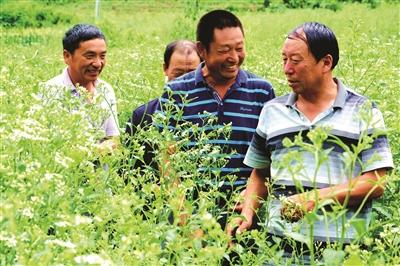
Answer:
[
  {"xmin": 241, "ymin": 168, "xmax": 269, "ymax": 217},
  {"xmin": 291, "ymin": 169, "xmax": 387, "ymax": 210},
  {"xmin": 318, "ymin": 169, "xmax": 386, "ymax": 207}
]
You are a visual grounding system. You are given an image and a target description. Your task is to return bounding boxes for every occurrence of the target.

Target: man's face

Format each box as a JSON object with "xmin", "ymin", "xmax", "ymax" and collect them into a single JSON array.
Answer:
[
  {"xmin": 64, "ymin": 38, "xmax": 106, "ymax": 88},
  {"xmin": 281, "ymin": 35, "xmax": 325, "ymax": 94},
  {"xmin": 164, "ymin": 51, "xmax": 201, "ymax": 81},
  {"xmin": 200, "ymin": 27, "xmax": 245, "ymax": 83}
]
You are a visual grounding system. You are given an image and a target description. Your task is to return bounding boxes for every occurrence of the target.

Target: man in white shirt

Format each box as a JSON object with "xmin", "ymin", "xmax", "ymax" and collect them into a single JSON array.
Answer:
[{"xmin": 45, "ymin": 24, "xmax": 119, "ymax": 146}]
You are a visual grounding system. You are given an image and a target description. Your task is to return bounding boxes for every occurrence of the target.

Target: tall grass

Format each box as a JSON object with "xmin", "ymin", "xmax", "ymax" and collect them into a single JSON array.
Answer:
[{"xmin": 1, "ymin": 1, "xmax": 399, "ymax": 265}]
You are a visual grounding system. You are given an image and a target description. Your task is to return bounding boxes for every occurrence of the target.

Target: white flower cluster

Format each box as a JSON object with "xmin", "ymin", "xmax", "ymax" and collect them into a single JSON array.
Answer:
[
  {"xmin": 74, "ymin": 215, "xmax": 93, "ymax": 225},
  {"xmin": 0, "ymin": 232, "xmax": 17, "ymax": 248},
  {"xmin": 44, "ymin": 172, "xmax": 63, "ymax": 181},
  {"xmin": 45, "ymin": 239, "xmax": 76, "ymax": 249},
  {"xmin": 11, "ymin": 118, "xmax": 49, "ymax": 142},
  {"xmin": 74, "ymin": 254, "xmax": 112, "ymax": 266},
  {"xmin": 55, "ymin": 152, "xmax": 74, "ymax": 168},
  {"xmin": 21, "ymin": 207, "xmax": 34, "ymax": 219}
]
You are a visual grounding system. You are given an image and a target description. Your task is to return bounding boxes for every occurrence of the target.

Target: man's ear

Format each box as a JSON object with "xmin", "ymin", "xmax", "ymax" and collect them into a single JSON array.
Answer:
[
  {"xmin": 163, "ymin": 63, "xmax": 168, "ymax": 74},
  {"xmin": 196, "ymin": 41, "xmax": 206, "ymax": 59},
  {"xmin": 321, "ymin": 54, "xmax": 333, "ymax": 72},
  {"xmin": 63, "ymin": 49, "xmax": 71, "ymax": 65}
]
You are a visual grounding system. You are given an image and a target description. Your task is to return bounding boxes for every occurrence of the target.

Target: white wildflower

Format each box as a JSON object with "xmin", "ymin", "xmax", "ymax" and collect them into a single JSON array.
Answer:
[
  {"xmin": 121, "ymin": 236, "xmax": 131, "ymax": 244},
  {"xmin": 21, "ymin": 207, "xmax": 34, "ymax": 219},
  {"xmin": 74, "ymin": 254, "xmax": 111, "ymax": 266},
  {"xmin": 74, "ymin": 215, "xmax": 92, "ymax": 225},
  {"xmin": 45, "ymin": 239, "xmax": 76, "ymax": 249},
  {"xmin": 77, "ymin": 144, "xmax": 91, "ymax": 154},
  {"xmin": 0, "ymin": 114, "xmax": 7, "ymax": 123},
  {"xmin": 121, "ymin": 199, "xmax": 130, "ymax": 206},
  {"xmin": 54, "ymin": 221, "xmax": 71, "ymax": 227},
  {"xmin": 44, "ymin": 172, "xmax": 62, "ymax": 181},
  {"xmin": 26, "ymin": 161, "xmax": 41, "ymax": 171},
  {"xmin": 55, "ymin": 180, "xmax": 66, "ymax": 196},
  {"xmin": 93, "ymin": 216, "xmax": 103, "ymax": 223},
  {"xmin": 22, "ymin": 118, "xmax": 42, "ymax": 129},
  {"xmin": 26, "ymin": 103, "xmax": 44, "ymax": 115},
  {"xmin": 55, "ymin": 152, "xmax": 74, "ymax": 168},
  {"xmin": 12, "ymin": 129, "xmax": 48, "ymax": 142},
  {"xmin": 20, "ymin": 232, "xmax": 29, "ymax": 242},
  {"xmin": 0, "ymin": 232, "xmax": 17, "ymax": 248},
  {"xmin": 202, "ymin": 212, "xmax": 213, "ymax": 221},
  {"xmin": 133, "ymin": 250, "xmax": 145, "ymax": 260},
  {"xmin": 30, "ymin": 196, "xmax": 41, "ymax": 203},
  {"xmin": 391, "ymin": 226, "xmax": 400, "ymax": 234}
]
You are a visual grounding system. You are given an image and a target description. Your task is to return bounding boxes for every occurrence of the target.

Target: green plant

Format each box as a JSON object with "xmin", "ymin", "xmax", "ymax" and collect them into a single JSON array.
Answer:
[{"xmin": 0, "ymin": 1, "xmax": 398, "ymax": 264}]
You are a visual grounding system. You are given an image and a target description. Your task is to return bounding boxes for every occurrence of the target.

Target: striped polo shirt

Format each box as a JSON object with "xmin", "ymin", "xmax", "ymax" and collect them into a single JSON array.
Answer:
[
  {"xmin": 158, "ymin": 62, "xmax": 275, "ymax": 186},
  {"xmin": 244, "ymin": 78, "xmax": 393, "ymax": 243}
]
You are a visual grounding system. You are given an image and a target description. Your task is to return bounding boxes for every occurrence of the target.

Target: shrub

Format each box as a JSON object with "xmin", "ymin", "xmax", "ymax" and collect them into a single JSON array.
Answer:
[{"xmin": 0, "ymin": 4, "xmax": 70, "ymax": 28}]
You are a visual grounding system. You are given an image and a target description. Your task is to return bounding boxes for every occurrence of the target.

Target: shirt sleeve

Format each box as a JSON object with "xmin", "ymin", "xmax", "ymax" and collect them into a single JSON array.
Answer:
[
  {"xmin": 157, "ymin": 84, "xmax": 183, "ymax": 129},
  {"xmin": 243, "ymin": 105, "xmax": 271, "ymax": 169},
  {"xmin": 103, "ymin": 84, "xmax": 120, "ymax": 137},
  {"xmin": 360, "ymin": 106, "xmax": 394, "ymax": 172}
]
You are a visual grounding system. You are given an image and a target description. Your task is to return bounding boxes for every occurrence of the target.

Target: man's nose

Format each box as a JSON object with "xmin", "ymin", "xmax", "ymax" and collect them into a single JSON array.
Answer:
[
  {"xmin": 92, "ymin": 57, "xmax": 103, "ymax": 67},
  {"xmin": 228, "ymin": 50, "xmax": 239, "ymax": 63},
  {"xmin": 284, "ymin": 61, "xmax": 293, "ymax": 75}
]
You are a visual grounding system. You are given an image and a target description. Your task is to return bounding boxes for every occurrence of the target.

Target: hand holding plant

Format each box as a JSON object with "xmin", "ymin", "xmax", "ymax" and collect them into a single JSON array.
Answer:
[
  {"xmin": 280, "ymin": 197, "xmax": 305, "ymax": 222},
  {"xmin": 280, "ymin": 193, "xmax": 316, "ymax": 222},
  {"xmin": 97, "ymin": 137, "xmax": 118, "ymax": 155},
  {"xmin": 226, "ymin": 211, "xmax": 254, "ymax": 248}
]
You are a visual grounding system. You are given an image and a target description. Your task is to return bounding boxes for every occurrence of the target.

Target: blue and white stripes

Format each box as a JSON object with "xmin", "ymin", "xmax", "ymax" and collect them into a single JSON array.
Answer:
[
  {"xmin": 244, "ymin": 78, "xmax": 394, "ymax": 187},
  {"xmin": 158, "ymin": 63, "xmax": 275, "ymax": 181}
]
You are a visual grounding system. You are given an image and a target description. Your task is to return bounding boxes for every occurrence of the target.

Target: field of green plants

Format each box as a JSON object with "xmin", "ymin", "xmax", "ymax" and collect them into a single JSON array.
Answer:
[{"xmin": 1, "ymin": 0, "xmax": 399, "ymax": 265}]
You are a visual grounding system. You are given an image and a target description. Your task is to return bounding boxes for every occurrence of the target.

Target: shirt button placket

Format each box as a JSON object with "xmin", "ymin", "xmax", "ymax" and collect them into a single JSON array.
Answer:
[{"xmin": 218, "ymin": 102, "xmax": 224, "ymax": 124}]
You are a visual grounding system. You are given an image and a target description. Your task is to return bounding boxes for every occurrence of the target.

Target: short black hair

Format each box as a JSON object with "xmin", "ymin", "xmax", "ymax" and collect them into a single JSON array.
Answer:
[
  {"xmin": 63, "ymin": 24, "xmax": 106, "ymax": 54},
  {"xmin": 196, "ymin": 10, "xmax": 244, "ymax": 51},
  {"xmin": 288, "ymin": 22, "xmax": 339, "ymax": 69},
  {"xmin": 163, "ymin": 40, "xmax": 201, "ymax": 68}
]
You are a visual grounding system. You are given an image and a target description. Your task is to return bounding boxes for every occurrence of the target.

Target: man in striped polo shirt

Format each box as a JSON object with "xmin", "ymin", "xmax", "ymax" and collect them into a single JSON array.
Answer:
[
  {"xmin": 158, "ymin": 10, "xmax": 275, "ymax": 228},
  {"xmin": 229, "ymin": 22, "xmax": 393, "ymax": 260}
]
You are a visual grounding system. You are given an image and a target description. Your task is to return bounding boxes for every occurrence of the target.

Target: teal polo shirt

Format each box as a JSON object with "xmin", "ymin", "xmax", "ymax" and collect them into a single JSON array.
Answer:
[{"xmin": 245, "ymin": 78, "xmax": 393, "ymax": 243}]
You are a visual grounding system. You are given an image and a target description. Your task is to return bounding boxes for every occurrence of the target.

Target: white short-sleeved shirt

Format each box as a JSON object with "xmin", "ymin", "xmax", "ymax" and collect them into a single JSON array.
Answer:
[{"xmin": 45, "ymin": 68, "xmax": 119, "ymax": 137}]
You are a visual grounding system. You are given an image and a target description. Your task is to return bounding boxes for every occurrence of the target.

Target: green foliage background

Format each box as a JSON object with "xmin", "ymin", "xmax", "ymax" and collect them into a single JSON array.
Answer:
[{"xmin": 1, "ymin": 0, "xmax": 399, "ymax": 265}]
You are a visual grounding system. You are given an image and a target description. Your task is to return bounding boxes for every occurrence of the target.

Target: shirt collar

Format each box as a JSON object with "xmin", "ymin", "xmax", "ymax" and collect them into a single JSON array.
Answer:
[
  {"xmin": 285, "ymin": 78, "xmax": 347, "ymax": 109},
  {"xmin": 62, "ymin": 67, "xmax": 75, "ymax": 87},
  {"xmin": 332, "ymin": 78, "xmax": 347, "ymax": 109},
  {"xmin": 194, "ymin": 62, "xmax": 205, "ymax": 86},
  {"xmin": 194, "ymin": 61, "xmax": 247, "ymax": 88}
]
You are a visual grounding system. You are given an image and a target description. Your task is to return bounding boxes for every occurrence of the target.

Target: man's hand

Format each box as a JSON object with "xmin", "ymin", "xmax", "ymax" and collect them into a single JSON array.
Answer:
[
  {"xmin": 287, "ymin": 193, "xmax": 316, "ymax": 212},
  {"xmin": 279, "ymin": 192, "xmax": 317, "ymax": 222},
  {"xmin": 226, "ymin": 212, "xmax": 253, "ymax": 248},
  {"xmin": 232, "ymin": 189, "xmax": 246, "ymax": 212},
  {"xmin": 280, "ymin": 197, "xmax": 305, "ymax": 222},
  {"xmin": 226, "ymin": 168, "xmax": 268, "ymax": 247},
  {"xmin": 97, "ymin": 138, "xmax": 118, "ymax": 155}
]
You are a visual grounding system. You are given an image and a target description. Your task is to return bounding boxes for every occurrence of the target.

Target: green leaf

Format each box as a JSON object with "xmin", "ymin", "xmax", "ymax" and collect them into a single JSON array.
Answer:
[
  {"xmin": 350, "ymin": 218, "xmax": 367, "ymax": 237},
  {"xmin": 343, "ymin": 254, "xmax": 364, "ymax": 266},
  {"xmin": 304, "ymin": 211, "xmax": 320, "ymax": 224},
  {"xmin": 323, "ymin": 248, "xmax": 346, "ymax": 266},
  {"xmin": 284, "ymin": 231, "xmax": 309, "ymax": 245}
]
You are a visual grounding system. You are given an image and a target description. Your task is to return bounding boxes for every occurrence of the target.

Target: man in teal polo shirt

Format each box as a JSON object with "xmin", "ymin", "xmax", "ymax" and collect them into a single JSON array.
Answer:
[{"xmin": 228, "ymin": 22, "xmax": 393, "ymax": 262}]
